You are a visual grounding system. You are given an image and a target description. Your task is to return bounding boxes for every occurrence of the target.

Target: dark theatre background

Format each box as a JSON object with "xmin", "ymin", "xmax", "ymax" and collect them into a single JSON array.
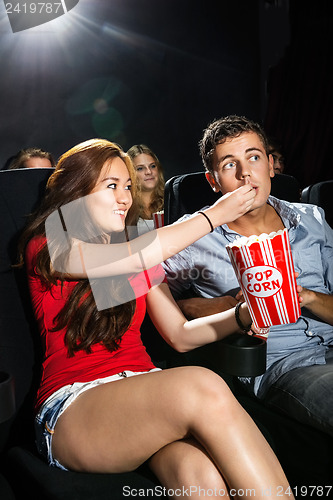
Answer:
[{"xmin": 0, "ymin": 0, "xmax": 332, "ymax": 186}]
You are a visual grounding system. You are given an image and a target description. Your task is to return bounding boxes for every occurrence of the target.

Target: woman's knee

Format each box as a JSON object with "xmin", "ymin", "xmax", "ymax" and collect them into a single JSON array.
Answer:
[
  {"xmin": 175, "ymin": 448, "xmax": 226, "ymax": 491},
  {"xmin": 150, "ymin": 437, "xmax": 226, "ymax": 493},
  {"xmin": 173, "ymin": 366, "xmax": 237, "ymax": 418}
]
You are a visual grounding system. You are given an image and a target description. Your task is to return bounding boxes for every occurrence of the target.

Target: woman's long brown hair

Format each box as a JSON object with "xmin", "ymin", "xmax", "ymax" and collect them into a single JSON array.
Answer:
[{"xmin": 18, "ymin": 139, "xmax": 139, "ymax": 356}]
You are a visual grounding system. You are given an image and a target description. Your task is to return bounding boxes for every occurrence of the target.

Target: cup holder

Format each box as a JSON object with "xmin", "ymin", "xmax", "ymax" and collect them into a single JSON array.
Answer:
[{"xmin": 216, "ymin": 333, "xmax": 267, "ymax": 376}]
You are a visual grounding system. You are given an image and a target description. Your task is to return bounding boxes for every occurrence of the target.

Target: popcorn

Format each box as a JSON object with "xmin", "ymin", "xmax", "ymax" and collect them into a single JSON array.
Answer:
[
  {"xmin": 226, "ymin": 229, "xmax": 300, "ymax": 330},
  {"xmin": 153, "ymin": 211, "xmax": 164, "ymax": 229}
]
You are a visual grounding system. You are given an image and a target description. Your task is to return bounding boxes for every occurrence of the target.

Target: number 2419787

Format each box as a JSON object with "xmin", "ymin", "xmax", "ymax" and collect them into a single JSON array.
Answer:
[
  {"xmin": 279, "ymin": 485, "xmax": 332, "ymax": 497},
  {"xmin": 5, "ymin": 3, "xmax": 63, "ymax": 14}
]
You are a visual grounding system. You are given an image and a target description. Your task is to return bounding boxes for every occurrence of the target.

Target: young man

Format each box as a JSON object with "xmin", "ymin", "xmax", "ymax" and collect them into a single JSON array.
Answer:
[{"xmin": 163, "ymin": 115, "xmax": 333, "ymax": 437}]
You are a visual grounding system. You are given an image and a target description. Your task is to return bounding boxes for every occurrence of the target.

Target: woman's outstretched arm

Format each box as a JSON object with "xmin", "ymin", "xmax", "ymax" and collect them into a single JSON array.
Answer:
[{"xmin": 50, "ymin": 184, "xmax": 255, "ymax": 278}]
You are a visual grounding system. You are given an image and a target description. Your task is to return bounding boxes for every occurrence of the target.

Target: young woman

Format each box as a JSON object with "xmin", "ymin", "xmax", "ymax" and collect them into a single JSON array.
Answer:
[
  {"xmin": 127, "ymin": 144, "xmax": 164, "ymax": 234},
  {"xmin": 21, "ymin": 139, "xmax": 293, "ymax": 499}
]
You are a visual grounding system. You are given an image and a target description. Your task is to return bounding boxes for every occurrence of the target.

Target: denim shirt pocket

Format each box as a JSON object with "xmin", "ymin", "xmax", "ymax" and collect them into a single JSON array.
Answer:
[{"xmin": 292, "ymin": 244, "xmax": 325, "ymax": 291}]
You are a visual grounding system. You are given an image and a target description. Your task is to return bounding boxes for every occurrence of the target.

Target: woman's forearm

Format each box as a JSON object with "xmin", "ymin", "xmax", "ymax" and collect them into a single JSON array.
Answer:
[
  {"xmin": 177, "ymin": 302, "xmax": 251, "ymax": 352},
  {"xmin": 147, "ymin": 284, "xmax": 252, "ymax": 353}
]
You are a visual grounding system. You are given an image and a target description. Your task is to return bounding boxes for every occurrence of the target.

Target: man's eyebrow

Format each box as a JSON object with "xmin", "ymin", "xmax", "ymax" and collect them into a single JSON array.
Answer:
[
  {"xmin": 217, "ymin": 147, "xmax": 264, "ymax": 164},
  {"xmin": 245, "ymin": 147, "xmax": 264, "ymax": 154},
  {"xmin": 217, "ymin": 154, "xmax": 234, "ymax": 164}
]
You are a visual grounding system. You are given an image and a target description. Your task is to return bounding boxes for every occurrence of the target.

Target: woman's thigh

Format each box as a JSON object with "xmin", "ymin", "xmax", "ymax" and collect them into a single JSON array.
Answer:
[{"xmin": 52, "ymin": 366, "xmax": 233, "ymax": 473}]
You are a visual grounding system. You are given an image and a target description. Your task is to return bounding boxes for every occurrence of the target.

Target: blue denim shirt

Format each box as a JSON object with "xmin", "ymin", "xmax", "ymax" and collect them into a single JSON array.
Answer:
[{"xmin": 163, "ymin": 196, "xmax": 333, "ymax": 397}]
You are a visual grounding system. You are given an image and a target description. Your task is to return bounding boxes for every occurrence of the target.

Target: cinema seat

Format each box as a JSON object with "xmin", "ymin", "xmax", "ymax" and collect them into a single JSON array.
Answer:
[
  {"xmin": 301, "ymin": 180, "xmax": 333, "ymax": 228},
  {"xmin": 164, "ymin": 172, "xmax": 300, "ymax": 225}
]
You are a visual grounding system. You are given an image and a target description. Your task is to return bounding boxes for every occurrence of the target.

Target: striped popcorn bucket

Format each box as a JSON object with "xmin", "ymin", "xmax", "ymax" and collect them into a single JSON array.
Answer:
[
  {"xmin": 226, "ymin": 229, "xmax": 300, "ymax": 330},
  {"xmin": 153, "ymin": 211, "xmax": 164, "ymax": 229}
]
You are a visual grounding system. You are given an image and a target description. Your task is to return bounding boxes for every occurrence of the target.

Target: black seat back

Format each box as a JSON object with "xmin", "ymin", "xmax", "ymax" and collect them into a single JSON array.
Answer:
[
  {"xmin": 0, "ymin": 168, "xmax": 54, "ymax": 451},
  {"xmin": 164, "ymin": 172, "xmax": 301, "ymax": 225},
  {"xmin": 301, "ymin": 180, "xmax": 333, "ymax": 228}
]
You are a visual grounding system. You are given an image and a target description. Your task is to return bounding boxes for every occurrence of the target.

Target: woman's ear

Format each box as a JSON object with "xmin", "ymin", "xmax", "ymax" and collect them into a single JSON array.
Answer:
[{"xmin": 205, "ymin": 171, "xmax": 221, "ymax": 193}]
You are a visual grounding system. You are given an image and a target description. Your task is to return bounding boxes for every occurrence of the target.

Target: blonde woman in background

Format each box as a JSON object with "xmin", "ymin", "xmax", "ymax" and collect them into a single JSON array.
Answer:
[{"xmin": 127, "ymin": 144, "xmax": 165, "ymax": 235}]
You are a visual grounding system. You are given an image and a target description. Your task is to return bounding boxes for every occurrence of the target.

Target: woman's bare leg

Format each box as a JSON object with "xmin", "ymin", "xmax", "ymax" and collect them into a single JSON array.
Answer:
[
  {"xmin": 149, "ymin": 438, "xmax": 230, "ymax": 499},
  {"xmin": 52, "ymin": 366, "xmax": 293, "ymax": 499}
]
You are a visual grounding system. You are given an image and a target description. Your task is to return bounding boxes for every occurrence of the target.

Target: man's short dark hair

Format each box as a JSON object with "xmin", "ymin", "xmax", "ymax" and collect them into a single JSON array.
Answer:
[{"xmin": 199, "ymin": 115, "xmax": 269, "ymax": 174}]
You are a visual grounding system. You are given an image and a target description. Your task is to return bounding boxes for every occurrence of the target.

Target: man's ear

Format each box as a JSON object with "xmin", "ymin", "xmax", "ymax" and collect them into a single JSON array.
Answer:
[
  {"xmin": 205, "ymin": 171, "xmax": 221, "ymax": 193},
  {"xmin": 268, "ymin": 153, "xmax": 275, "ymax": 178}
]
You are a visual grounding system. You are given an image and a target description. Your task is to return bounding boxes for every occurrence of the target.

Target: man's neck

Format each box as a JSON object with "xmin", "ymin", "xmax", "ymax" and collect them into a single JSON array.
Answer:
[{"xmin": 227, "ymin": 203, "xmax": 285, "ymax": 237}]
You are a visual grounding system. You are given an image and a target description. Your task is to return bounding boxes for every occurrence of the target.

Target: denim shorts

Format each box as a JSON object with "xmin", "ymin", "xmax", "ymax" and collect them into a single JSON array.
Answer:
[{"xmin": 35, "ymin": 369, "xmax": 161, "ymax": 470}]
